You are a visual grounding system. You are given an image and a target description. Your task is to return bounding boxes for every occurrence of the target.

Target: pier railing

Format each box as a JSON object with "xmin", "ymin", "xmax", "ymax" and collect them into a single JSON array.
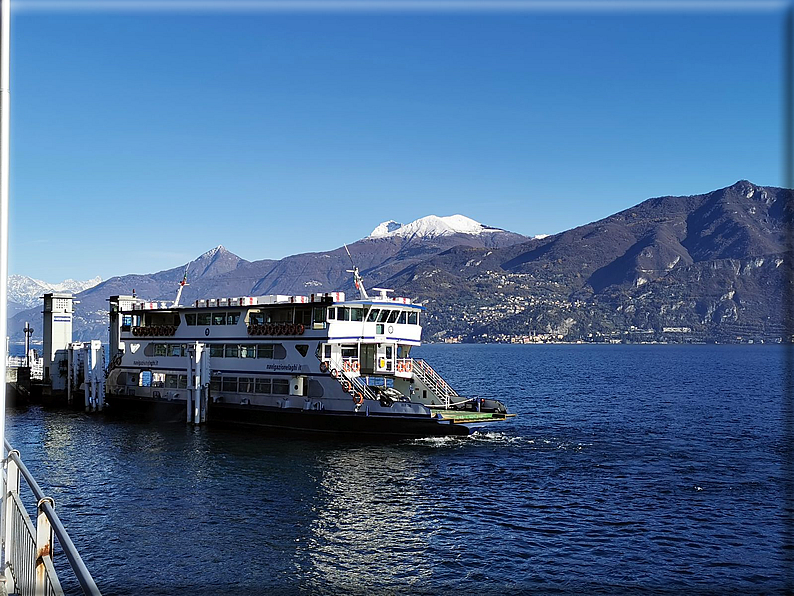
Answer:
[{"xmin": 1, "ymin": 441, "xmax": 101, "ymax": 596}]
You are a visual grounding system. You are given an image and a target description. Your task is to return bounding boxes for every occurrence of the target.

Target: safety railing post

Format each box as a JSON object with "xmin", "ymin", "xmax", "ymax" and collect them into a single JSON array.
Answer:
[
  {"xmin": 34, "ymin": 497, "xmax": 54, "ymax": 596},
  {"xmin": 3, "ymin": 450, "xmax": 19, "ymax": 592}
]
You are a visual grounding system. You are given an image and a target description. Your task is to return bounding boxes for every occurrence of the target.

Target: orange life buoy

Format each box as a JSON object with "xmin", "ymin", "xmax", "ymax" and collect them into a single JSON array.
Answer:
[
  {"xmin": 319, "ymin": 361, "xmax": 329, "ymax": 373},
  {"xmin": 397, "ymin": 362, "xmax": 404, "ymax": 372},
  {"xmin": 297, "ymin": 323, "xmax": 305, "ymax": 335},
  {"xmin": 343, "ymin": 360, "xmax": 351, "ymax": 372},
  {"xmin": 351, "ymin": 361, "xmax": 360, "ymax": 373},
  {"xmin": 331, "ymin": 368, "xmax": 339, "ymax": 379},
  {"xmin": 341, "ymin": 379, "xmax": 351, "ymax": 393},
  {"xmin": 353, "ymin": 392, "xmax": 364, "ymax": 405},
  {"xmin": 404, "ymin": 361, "xmax": 413, "ymax": 373}
]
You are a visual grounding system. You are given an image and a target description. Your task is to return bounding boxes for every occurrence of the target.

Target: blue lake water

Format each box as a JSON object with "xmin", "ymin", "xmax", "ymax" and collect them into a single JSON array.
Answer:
[{"xmin": 6, "ymin": 344, "xmax": 792, "ymax": 595}]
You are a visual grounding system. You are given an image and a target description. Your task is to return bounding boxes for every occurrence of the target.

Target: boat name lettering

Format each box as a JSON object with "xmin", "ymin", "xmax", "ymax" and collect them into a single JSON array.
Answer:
[
  {"xmin": 265, "ymin": 364, "xmax": 300, "ymax": 372},
  {"xmin": 133, "ymin": 360, "xmax": 159, "ymax": 367}
]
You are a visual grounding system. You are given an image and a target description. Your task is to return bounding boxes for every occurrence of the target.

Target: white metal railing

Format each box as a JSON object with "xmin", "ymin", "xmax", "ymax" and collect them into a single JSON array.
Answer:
[
  {"xmin": 411, "ymin": 359, "xmax": 460, "ymax": 408},
  {"xmin": 2, "ymin": 441, "xmax": 101, "ymax": 596},
  {"xmin": 324, "ymin": 358, "xmax": 379, "ymax": 404}
]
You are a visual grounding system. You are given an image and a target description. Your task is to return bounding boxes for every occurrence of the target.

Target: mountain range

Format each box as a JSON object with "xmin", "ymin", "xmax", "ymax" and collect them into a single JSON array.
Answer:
[{"xmin": 9, "ymin": 181, "xmax": 792, "ymax": 344}]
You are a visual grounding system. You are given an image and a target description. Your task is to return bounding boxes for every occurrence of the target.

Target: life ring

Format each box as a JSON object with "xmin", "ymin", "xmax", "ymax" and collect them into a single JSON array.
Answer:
[
  {"xmin": 353, "ymin": 392, "xmax": 364, "ymax": 405},
  {"xmin": 397, "ymin": 362, "xmax": 404, "ymax": 372},
  {"xmin": 297, "ymin": 323, "xmax": 305, "ymax": 335},
  {"xmin": 247, "ymin": 326, "xmax": 254, "ymax": 335},
  {"xmin": 132, "ymin": 327, "xmax": 138, "ymax": 336},
  {"xmin": 288, "ymin": 324, "xmax": 296, "ymax": 335},
  {"xmin": 351, "ymin": 361, "xmax": 360, "ymax": 373},
  {"xmin": 404, "ymin": 361, "xmax": 413, "ymax": 373},
  {"xmin": 319, "ymin": 361, "xmax": 329, "ymax": 373},
  {"xmin": 343, "ymin": 360, "xmax": 351, "ymax": 372},
  {"xmin": 341, "ymin": 379, "xmax": 352, "ymax": 393},
  {"xmin": 331, "ymin": 368, "xmax": 339, "ymax": 379}
]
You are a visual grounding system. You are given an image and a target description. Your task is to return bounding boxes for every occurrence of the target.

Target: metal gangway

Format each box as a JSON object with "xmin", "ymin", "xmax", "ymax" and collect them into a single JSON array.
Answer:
[
  {"xmin": 411, "ymin": 359, "xmax": 460, "ymax": 408},
  {"xmin": 1, "ymin": 440, "xmax": 101, "ymax": 596}
]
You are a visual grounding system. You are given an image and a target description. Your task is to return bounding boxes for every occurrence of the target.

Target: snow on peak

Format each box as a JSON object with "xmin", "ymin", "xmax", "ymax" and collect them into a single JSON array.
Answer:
[{"xmin": 368, "ymin": 215, "xmax": 491, "ymax": 239}]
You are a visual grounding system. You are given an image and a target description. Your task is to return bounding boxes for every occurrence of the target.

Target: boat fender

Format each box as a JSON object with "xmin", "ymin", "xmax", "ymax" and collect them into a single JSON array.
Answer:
[{"xmin": 319, "ymin": 361, "xmax": 329, "ymax": 373}]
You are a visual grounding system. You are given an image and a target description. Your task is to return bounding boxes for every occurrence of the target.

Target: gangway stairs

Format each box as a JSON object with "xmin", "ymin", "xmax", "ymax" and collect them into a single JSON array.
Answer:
[{"xmin": 411, "ymin": 359, "xmax": 460, "ymax": 408}]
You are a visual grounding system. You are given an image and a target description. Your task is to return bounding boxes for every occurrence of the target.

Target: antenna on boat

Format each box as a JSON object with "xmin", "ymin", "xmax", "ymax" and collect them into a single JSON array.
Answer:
[
  {"xmin": 344, "ymin": 244, "xmax": 369, "ymax": 300},
  {"xmin": 172, "ymin": 262, "xmax": 190, "ymax": 307}
]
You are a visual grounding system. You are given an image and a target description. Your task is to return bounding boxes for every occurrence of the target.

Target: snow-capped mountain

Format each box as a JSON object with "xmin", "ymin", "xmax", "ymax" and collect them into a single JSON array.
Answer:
[
  {"xmin": 8, "ymin": 275, "xmax": 102, "ymax": 308},
  {"xmin": 368, "ymin": 215, "xmax": 505, "ymax": 239}
]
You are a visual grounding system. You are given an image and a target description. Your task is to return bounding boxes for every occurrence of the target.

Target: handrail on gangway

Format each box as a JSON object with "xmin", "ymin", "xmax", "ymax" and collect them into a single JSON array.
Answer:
[{"xmin": 2, "ymin": 439, "xmax": 102, "ymax": 596}]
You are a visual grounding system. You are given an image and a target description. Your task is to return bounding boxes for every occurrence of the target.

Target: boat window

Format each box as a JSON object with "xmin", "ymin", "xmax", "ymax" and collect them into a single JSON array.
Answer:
[
  {"xmin": 225, "ymin": 344, "xmax": 239, "ymax": 358},
  {"xmin": 323, "ymin": 344, "xmax": 331, "ymax": 359},
  {"xmin": 313, "ymin": 307, "xmax": 326, "ymax": 324},
  {"xmin": 227, "ymin": 312, "xmax": 240, "ymax": 325},
  {"xmin": 152, "ymin": 372, "xmax": 165, "ymax": 388},
  {"xmin": 408, "ymin": 312, "xmax": 418, "ymax": 325},
  {"xmin": 209, "ymin": 344, "xmax": 224, "ymax": 358},
  {"xmin": 350, "ymin": 308, "xmax": 363, "ymax": 322},
  {"xmin": 154, "ymin": 344, "xmax": 167, "ymax": 357},
  {"xmin": 249, "ymin": 312, "xmax": 265, "ymax": 325},
  {"xmin": 210, "ymin": 376, "xmax": 221, "ymax": 392},
  {"xmin": 258, "ymin": 344, "xmax": 274, "ymax": 359},
  {"xmin": 272, "ymin": 379, "xmax": 289, "ymax": 395},
  {"xmin": 240, "ymin": 345, "xmax": 256, "ymax": 358},
  {"xmin": 397, "ymin": 345, "xmax": 411, "ymax": 358},
  {"xmin": 387, "ymin": 310, "xmax": 399, "ymax": 324},
  {"xmin": 385, "ymin": 346, "xmax": 393, "ymax": 358},
  {"xmin": 337, "ymin": 307, "xmax": 350, "ymax": 321},
  {"xmin": 197, "ymin": 313, "xmax": 211, "ymax": 326},
  {"xmin": 116, "ymin": 372, "xmax": 127, "ymax": 385},
  {"xmin": 341, "ymin": 345, "xmax": 358, "ymax": 359},
  {"xmin": 222, "ymin": 377, "xmax": 238, "ymax": 392},
  {"xmin": 212, "ymin": 313, "xmax": 226, "ymax": 325},
  {"xmin": 122, "ymin": 315, "xmax": 133, "ymax": 330},
  {"xmin": 295, "ymin": 344, "xmax": 308, "ymax": 357},
  {"xmin": 398, "ymin": 311, "xmax": 407, "ymax": 324},
  {"xmin": 255, "ymin": 378, "xmax": 272, "ymax": 394},
  {"xmin": 185, "ymin": 314, "xmax": 196, "ymax": 326},
  {"xmin": 378, "ymin": 310, "xmax": 390, "ymax": 323},
  {"xmin": 140, "ymin": 371, "xmax": 152, "ymax": 387},
  {"xmin": 238, "ymin": 377, "xmax": 254, "ymax": 393},
  {"xmin": 165, "ymin": 374, "xmax": 178, "ymax": 389},
  {"xmin": 367, "ymin": 308, "xmax": 380, "ymax": 322},
  {"xmin": 168, "ymin": 344, "xmax": 184, "ymax": 357},
  {"xmin": 178, "ymin": 375, "xmax": 188, "ymax": 389},
  {"xmin": 327, "ymin": 308, "xmax": 336, "ymax": 320},
  {"xmin": 296, "ymin": 308, "xmax": 312, "ymax": 325}
]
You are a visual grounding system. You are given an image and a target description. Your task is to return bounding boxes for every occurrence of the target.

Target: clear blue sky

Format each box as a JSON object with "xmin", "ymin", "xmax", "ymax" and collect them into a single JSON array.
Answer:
[{"xmin": 6, "ymin": 2, "xmax": 785, "ymax": 281}]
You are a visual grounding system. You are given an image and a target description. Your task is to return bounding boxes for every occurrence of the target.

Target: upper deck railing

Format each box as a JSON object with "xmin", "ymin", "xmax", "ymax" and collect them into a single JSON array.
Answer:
[{"xmin": 2, "ymin": 440, "xmax": 101, "ymax": 596}]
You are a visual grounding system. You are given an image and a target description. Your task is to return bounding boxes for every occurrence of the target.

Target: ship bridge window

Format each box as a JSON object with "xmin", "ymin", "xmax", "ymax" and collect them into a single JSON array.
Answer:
[
  {"xmin": 337, "ymin": 307, "xmax": 350, "ymax": 321},
  {"xmin": 378, "ymin": 310, "xmax": 390, "ymax": 323},
  {"xmin": 367, "ymin": 309, "xmax": 380, "ymax": 322},
  {"xmin": 408, "ymin": 312, "xmax": 419, "ymax": 325},
  {"xmin": 387, "ymin": 310, "xmax": 399, "ymax": 324},
  {"xmin": 350, "ymin": 308, "xmax": 363, "ymax": 322},
  {"xmin": 222, "ymin": 377, "xmax": 238, "ymax": 392},
  {"xmin": 210, "ymin": 344, "xmax": 224, "ymax": 358},
  {"xmin": 197, "ymin": 313, "xmax": 211, "ymax": 326},
  {"xmin": 225, "ymin": 344, "xmax": 239, "ymax": 358},
  {"xmin": 327, "ymin": 308, "xmax": 336, "ymax": 320},
  {"xmin": 227, "ymin": 312, "xmax": 240, "ymax": 325},
  {"xmin": 212, "ymin": 313, "xmax": 226, "ymax": 325},
  {"xmin": 185, "ymin": 314, "xmax": 197, "ymax": 326},
  {"xmin": 313, "ymin": 307, "xmax": 326, "ymax": 324},
  {"xmin": 255, "ymin": 378, "xmax": 271, "ymax": 394},
  {"xmin": 398, "ymin": 311, "xmax": 407, "ymax": 324}
]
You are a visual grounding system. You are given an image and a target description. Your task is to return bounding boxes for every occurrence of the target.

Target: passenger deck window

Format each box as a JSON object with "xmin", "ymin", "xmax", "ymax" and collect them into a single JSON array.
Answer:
[
  {"xmin": 240, "ymin": 345, "xmax": 256, "ymax": 358},
  {"xmin": 258, "ymin": 344, "xmax": 274, "ymax": 359},
  {"xmin": 210, "ymin": 344, "xmax": 224, "ymax": 358},
  {"xmin": 185, "ymin": 314, "xmax": 197, "ymax": 326},
  {"xmin": 238, "ymin": 377, "xmax": 254, "ymax": 393},
  {"xmin": 178, "ymin": 375, "xmax": 188, "ymax": 389},
  {"xmin": 272, "ymin": 379, "xmax": 289, "ymax": 395},
  {"xmin": 255, "ymin": 378, "xmax": 272, "ymax": 394},
  {"xmin": 225, "ymin": 344, "xmax": 239, "ymax": 358},
  {"xmin": 168, "ymin": 344, "xmax": 184, "ymax": 357},
  {"xmin": 222, "ymin": 377, "xmax": 238, "ymax": 392},
  {"xmin": 227, "ymin": 312, "xmax": 240, "ymax": 325},
  {"xmin": 197, "ymin": 313, "xmax": 211, "ymax": 325},
  {"xmin": 212, "ymin": 313, "xmax": 226, "ymax": 325},
  {"xmin": 210, "ymin": 376, "xmax": 221, "ymax": 392},
  {"xmin": 165, "ymin": 374, "xmax": 178, "ymax": 389},
  {"xmin": 154, "ymin": 344, "xmax": 167, "ymax": 357}
]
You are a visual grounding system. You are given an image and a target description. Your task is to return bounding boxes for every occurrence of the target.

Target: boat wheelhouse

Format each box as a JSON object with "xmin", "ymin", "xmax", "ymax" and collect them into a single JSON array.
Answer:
[{"xmin": 105, "ymin": 286, "xmax": 513, "ymax": 437}]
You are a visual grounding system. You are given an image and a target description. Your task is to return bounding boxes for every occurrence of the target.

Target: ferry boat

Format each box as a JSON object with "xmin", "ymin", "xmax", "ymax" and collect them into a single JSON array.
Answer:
[{"xmin": 104, "ymin": 269, "xmax": 514, "ymax": 438}]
